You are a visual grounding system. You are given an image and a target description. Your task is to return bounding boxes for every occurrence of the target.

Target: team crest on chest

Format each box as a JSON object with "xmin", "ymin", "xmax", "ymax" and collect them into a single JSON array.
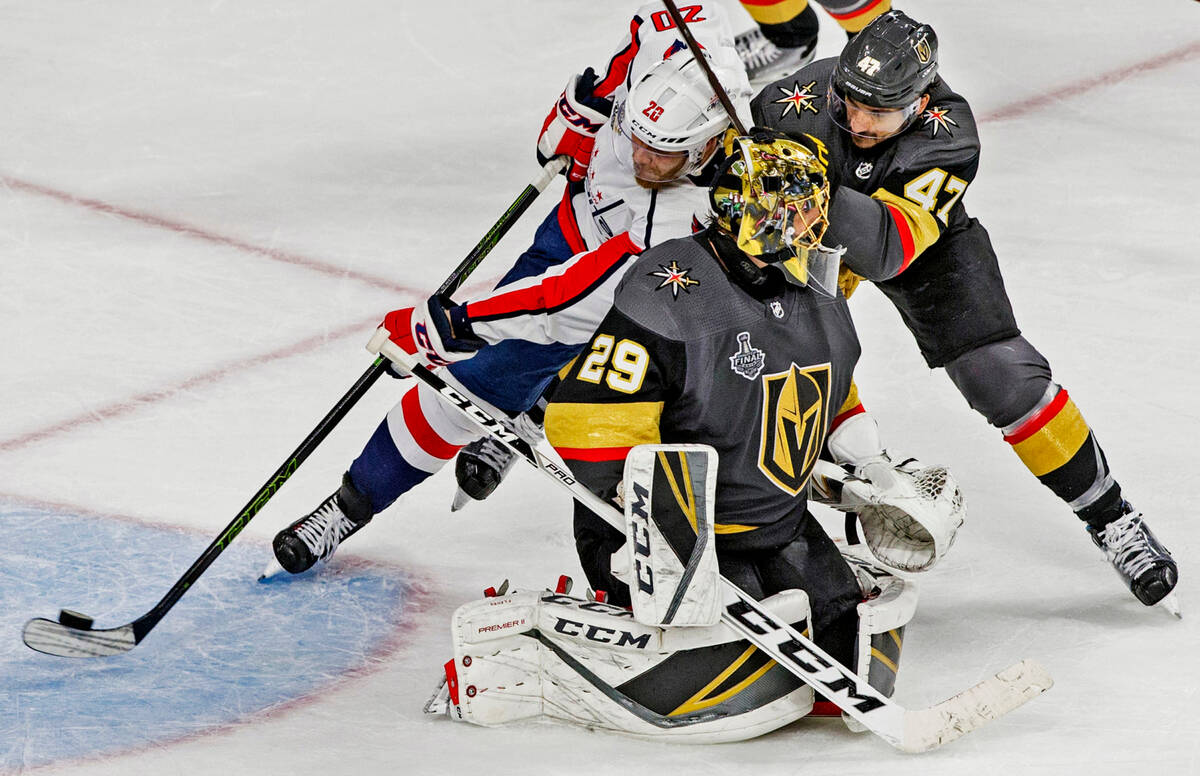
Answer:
[
  {"xmin": 729, "ymin": 332, "xmax": 765, "ymax": 381},
  {"xmin": 649, "ymin": 261, "xmax": 700, "ymax": 299},
  {"xmin": 921, "ymin": 106, "xmax": 959, "ymax": 137},
  {"xmin": 773, "ymin": 80, "xmax": 820, "ymax": 119},
  {"xmin": 757, "ymin": 362, "xmax": 831, "ymax": 496}
]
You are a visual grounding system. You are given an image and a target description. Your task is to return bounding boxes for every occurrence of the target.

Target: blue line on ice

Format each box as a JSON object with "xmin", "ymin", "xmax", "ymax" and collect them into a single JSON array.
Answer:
[{"xmin": 2, "ymin": 508, "xmax": 412, "ymax": 772}]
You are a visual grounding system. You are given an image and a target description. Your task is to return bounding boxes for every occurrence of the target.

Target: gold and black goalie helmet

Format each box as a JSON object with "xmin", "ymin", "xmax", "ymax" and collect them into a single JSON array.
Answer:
[{"xmin": 710, "ymin": 128, "xmax": 840, "ymax": 296}]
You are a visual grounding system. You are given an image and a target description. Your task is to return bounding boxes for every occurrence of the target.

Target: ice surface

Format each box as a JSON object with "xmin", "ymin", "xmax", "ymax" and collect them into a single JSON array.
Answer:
[{"xmin": 1, "ymin": 1, "xmax": 1197, "ymax": 774}]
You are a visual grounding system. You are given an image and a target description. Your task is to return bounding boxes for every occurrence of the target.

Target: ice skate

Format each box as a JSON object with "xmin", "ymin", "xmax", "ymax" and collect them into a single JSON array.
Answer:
[
  {"xmin": 267, "ymin": 473, "xmax": 373, "ymax": 576},
  {"xmin": 451, "ymin": 434, "xmax": 518, "ymax": 511},
  {"xmin": 1088, "ymin": 503, "xmax": 1179, "ymax": 615},
  {"xmin": 735, "ymin": 27, "xmax": 816, "ymax": 87},
  {"xmin": 450, "ymin": 405, "xmax": 544, "ymax": 510}
]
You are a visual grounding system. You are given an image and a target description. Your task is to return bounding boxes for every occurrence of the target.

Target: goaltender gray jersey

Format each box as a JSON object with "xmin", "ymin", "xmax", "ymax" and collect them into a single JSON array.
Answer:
[
  {"xmin": 751, "ymin": 57, "xmax": 981, "ymax": 282},
  {"xmin": 546, "ymin": 231, "xmax": 860, "ymax": 551}
]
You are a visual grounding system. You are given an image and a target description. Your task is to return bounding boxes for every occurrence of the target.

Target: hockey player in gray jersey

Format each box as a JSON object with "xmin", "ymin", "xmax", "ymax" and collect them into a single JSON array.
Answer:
[
  {"xmin": 423, "ymin": 130, "xmax": 926, "ymax": 741},
  {"xmin": 750, "ymin": 9, "xmax": 1178, "ymax": 611},
  {"xmin": 548, "ymin": 129, "xmax": 866, "ymax": 673}
]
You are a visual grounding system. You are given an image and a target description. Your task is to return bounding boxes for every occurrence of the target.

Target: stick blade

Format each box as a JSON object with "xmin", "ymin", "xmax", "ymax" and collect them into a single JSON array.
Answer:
[
  {"xmin": 900, "ymin": 659, "xmax": 1053, "ymax": 753},
  {"xmin": 23, "ymin": 617, "xmax": 137, "ymax": 658}
]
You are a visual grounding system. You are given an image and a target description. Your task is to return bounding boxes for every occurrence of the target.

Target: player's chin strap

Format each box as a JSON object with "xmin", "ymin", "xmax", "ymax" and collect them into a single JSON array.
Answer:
[{"xmin": 368, "ymin": 327, "xmax": 1052, "ymax": 754}]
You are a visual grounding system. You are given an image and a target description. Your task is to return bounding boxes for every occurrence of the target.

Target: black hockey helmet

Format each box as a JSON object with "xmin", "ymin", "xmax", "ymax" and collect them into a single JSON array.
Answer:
[{"xmin": 832, "ymin": 10, "xmax": 938, "ymax": 109}]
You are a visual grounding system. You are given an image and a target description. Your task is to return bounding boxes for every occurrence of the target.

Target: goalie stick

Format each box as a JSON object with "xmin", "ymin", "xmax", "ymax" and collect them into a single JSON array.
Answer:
[
  {"xmin": 23, "ymin": 157, "xmax": 569, "ymax": 659},
  {"xmin": 367, "ymin": 329, "xmax": 1053, "ymax": 753}
]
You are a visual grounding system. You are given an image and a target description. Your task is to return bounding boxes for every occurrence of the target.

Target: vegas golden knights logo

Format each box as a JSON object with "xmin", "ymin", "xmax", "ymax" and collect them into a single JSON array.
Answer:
[
  {"xmin": 913, "ymin": 35, "xmax": 932, "ymax": 65},
  {"xmin": 758, "ymin": 363, "xmax": 831, "ymax": 495}
]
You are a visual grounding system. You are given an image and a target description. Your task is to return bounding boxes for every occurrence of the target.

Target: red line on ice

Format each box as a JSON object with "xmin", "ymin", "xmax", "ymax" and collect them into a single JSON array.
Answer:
[
  {"xmin": 980, "ymin": 39, "xmax": 1200, "ymax": 122},
  {"xmin": 0, "ymin": 175, "xmax": 419, "ymax": 294},
  {"xmin": 3, "ymin": 40, "xmax": 1193, "ymax": 453},
  {"xmin": 0, "ymin": 316, "xmax": 389, "ymax": 454}
]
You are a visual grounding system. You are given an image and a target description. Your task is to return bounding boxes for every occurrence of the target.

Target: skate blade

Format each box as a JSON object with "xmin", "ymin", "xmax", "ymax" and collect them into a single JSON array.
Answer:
[
  {"xmin": 1158, "ymin": 590, "xmax": 1182, "ymax": 619},
  {"xmin": 449, "ymin": 488, "xmax": 472, "ymax": 513},
  {"xmin": 258, "ymin": 557, "xmax": 288, "ymax": 582},
  {"xmin": 423, "ymin": 676, "xmax": 449, "ymax": 715}
]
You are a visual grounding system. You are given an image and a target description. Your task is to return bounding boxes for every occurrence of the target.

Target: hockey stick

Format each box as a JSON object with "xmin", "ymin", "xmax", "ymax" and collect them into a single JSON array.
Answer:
[
  {"xmin": 436, "ymin": 156, "xmax": 568, "ymax": 304},
  {"xmin": 23, "ymin": 158, "xmax": 569, "ymax": 658},
  {"xmin": 23, "ymin": 358, "xmax": 390, "ymax": 658},
  {"xmin": 661, "ymin": 0, "xmax": 748, "ymax": 134},
  {"xmin": 256, "ymin": 154, "xmax": 571, "ymax": 570},
  {"xmin": 367, "ymin": 330, "xmax": 1053, "ymax": 753}
]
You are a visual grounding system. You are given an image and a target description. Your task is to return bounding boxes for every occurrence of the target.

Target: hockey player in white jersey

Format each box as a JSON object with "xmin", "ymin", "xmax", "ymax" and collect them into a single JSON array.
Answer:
[{"xmin": 266, "ymin": 3, "xmax": 755, "ymax": 575}]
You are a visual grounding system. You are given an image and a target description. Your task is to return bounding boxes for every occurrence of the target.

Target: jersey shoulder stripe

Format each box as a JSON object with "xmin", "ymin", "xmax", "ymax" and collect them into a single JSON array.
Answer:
[
  {"xmin": 594, "ymin": 16, "xmax": 644, "ymax": 97},
  {"xmin": 465, "ymin": 233, "xmax": 640, "ymax": 322}
]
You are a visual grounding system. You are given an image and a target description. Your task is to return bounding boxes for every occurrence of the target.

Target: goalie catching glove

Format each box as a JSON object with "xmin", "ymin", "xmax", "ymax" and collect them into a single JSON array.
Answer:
[
  {"xmin": 811, "ymin": 455, "xmax": 965, "ymax": 573},
  {"xmin": 536, "ymin": 67, "xmax": 614, "ymax": 182},
  {"xmin": 381, "ymin": 296, "xmax": 484, "ymax": 370}
]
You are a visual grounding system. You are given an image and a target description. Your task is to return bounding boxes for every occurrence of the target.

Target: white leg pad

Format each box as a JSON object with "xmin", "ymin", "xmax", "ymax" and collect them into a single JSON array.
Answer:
[
  {"xmin": 842, "ymin": 558, "xmax": 920, "ymax": 732},
  {"xmin": 439, "ymin": 589, "xmax": 815, "ymax": 742}
]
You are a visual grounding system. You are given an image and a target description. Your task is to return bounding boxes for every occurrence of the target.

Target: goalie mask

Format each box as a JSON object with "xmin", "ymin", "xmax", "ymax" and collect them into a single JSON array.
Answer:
[
  {"xmin": 614, "ymin": 53, "xmax": 749, "ymax": 185},
  {"xmin": 710, "ymin": 129, "xmax": 840, "ymax": 296}
]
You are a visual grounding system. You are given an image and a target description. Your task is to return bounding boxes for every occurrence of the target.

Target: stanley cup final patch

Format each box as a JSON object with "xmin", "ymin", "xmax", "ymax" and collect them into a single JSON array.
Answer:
[{"xmin": 729, "ymin": 332, "xmax": 766, "ymax": 381}]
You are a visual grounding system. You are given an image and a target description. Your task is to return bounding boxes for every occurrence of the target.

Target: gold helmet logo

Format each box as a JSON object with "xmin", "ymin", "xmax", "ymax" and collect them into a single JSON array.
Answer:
[
  {"xmin": 913, "ymin": 35, "xmax": 932, "ymax": 64},
  {"xmin": 757, "ymin": 363, "xmax": 831, "ymax": 495}
]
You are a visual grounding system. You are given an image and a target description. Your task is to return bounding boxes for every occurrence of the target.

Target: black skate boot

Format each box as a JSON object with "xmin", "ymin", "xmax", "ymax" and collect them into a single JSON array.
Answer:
[
  {"xmin": 451, "ymin": 434, "xmax": 517, "ymax": 511},
  {"xmin": 450, "ymin": 400, "xmax": 546, "ymax": 511},
  {"xmin": 272, "ymin": 472, "xmax": 373, "ymax": 574},
  {"xmin": 1087, "ymin": 502, "xmax": 1178, "ymax": 610}
]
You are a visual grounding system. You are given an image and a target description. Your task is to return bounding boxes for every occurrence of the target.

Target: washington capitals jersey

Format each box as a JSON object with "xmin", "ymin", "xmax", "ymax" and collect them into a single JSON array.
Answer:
[
  {"xmin": 750, "ymin": 58, "xmax": 981, "ymax": 281},
  {"xmin": 546, "ymin": 231, "xmax": 860, "ymax": 552},
  {"xmin": 569, "ymin": 1, "xmax": 750, "ymax": 253},
  {"xmin": 459, "ymin": 1, "xmax": 748, "ymax": 351}
]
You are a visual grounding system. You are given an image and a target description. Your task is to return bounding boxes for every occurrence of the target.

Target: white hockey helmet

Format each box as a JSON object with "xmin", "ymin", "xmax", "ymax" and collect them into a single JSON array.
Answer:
[{"xmin": 616, "ymin": 53, "xmax": 747, "ymax": 183}]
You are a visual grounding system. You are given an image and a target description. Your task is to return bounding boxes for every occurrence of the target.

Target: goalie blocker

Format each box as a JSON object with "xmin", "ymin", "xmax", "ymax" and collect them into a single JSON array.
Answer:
[{"xmin": 425, "ymin": 445, "xmax": 918, "ymax": 742}]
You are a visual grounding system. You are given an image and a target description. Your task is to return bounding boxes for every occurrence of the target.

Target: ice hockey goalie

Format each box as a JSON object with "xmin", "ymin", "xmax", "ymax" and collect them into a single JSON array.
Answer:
[{"xmin": 424, "ymin": 557, "xmax": 916, "ymax": 743}]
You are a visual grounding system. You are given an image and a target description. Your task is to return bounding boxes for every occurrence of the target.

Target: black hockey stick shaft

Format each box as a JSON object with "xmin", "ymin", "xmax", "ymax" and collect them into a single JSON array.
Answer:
[
  {"xmin": 127, "ymin": 160, "xmax": 567, "ymax": 643},
  {"xmin": 127, "ymin": 358, "xmax": 390, "ymax": 642},
  {"xmin": 661, "ymin": 0, "xmax": 748, "ymax": 134},
  {"xmin": 435, "ymin": 156, "xmax": 568, "ymax": 305},
  {"xmin": 25, "ymin": 160, "xmax": 567, "ymax": 656}
]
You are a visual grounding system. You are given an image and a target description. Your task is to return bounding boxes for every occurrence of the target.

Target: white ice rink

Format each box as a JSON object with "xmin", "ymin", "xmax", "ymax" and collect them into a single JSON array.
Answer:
[{"xmin": 3, "ymin": 1, "xmax": 1198, "ymax": 773}]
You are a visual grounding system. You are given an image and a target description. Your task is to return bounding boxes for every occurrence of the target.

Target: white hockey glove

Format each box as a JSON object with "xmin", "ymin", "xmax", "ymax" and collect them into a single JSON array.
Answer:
[
  {"xmin": 811, "ymin": 456, "xmax": 965, "ymax": 573},
  {"xmin": 381, "ymin": 296, "xmax": 484, "ymax": 370},
  {"xmin": 536, "ymin": 68, "xmax": 613, "ymax": 182}
]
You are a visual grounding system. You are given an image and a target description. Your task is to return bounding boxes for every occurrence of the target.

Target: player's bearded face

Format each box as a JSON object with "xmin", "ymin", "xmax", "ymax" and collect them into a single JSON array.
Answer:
[
  {"xmin": 842, "ymin": 95, "xmax": 929, "ymax": 148},
  {"xmin": 630, "ymin": 136, "xmax": 689, "ymax": 189}
]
